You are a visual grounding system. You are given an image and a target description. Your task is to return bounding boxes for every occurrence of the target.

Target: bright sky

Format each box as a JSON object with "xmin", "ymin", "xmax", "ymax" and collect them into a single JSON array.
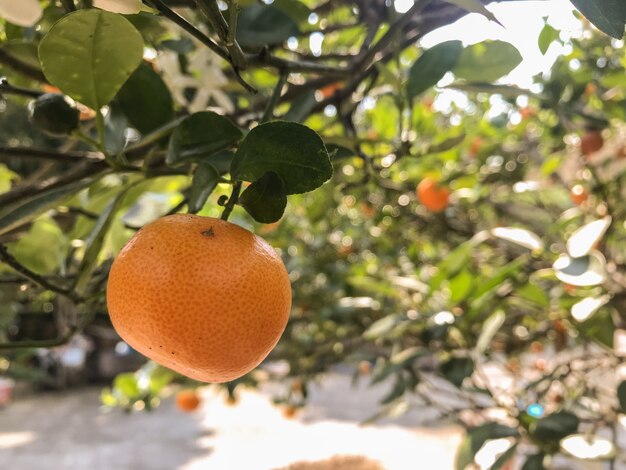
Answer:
[{"xmin": 417, "ymin": 0, "xmax": 583, "ymax": 87}]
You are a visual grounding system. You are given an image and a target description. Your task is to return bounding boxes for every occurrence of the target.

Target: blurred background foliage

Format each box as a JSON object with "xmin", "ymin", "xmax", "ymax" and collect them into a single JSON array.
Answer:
[{"xmin": 1, "ymin": 0, "xmax": 626, "ymax": 468}]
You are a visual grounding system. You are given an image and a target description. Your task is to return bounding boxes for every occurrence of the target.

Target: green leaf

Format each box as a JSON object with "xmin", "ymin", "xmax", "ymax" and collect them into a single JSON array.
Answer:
[
  {"xmin": 283, "ymin": 90, "xmax": 317, "ymax": 123},
  {"xmin": 167, "ymin": 112, "xmax": 243, "ymax": 166},
  {"xmin": 0, "ymin": 177, "xmax": 97, "ymax": 236},
  {"xmin": 521, "ymin": 453, "xmax": 546, "ymax": 470},
  {"xmin": 491, "ymin": 443, "xmax": 518, "ymax": 470},
  {"xmin": 617, "ymin": 381, "xmax": 626, "ymax": 413},
  {"xmin": 364, "ymin": 314, "xmax": 402, "ymax": 340},
  {"xmin": 475, "ymin": 310, "xmax": 505, "ymax": 354},
  {"xmin": 239, "ymin": 172, "xmax": 287, "ymax": 223},
  {"xmin": 454, "ymin": 40, "xmax": 522, "ymax": 83},
  {"xmin": 381, "ymin": 375, "xmax": 406, "ymax": 405},
  {"xmin": 530, "ymin": 411, "xmax": 579, "ymax": 442},
  {"xmin": 8, "ymin": 217, "xmax": 67, "ymax": 273},
  {"xmin": 390, "ymin": 347, "xmax": 424, "ymax": 366},
  {"xmin": 270, "ymin": 0, "xmax": 311, "ymax": 25},
  {"xmin": 440, "ymin": 356, "xmax": 474, "ymax": 387},
  {"xmin": 570, "ymin": 0, "xmax": 626, "ymax": 39},
  {"xmin": 443, "ymin": 0, "xmax": 502, "ymax": 25},
  {"xmin": 100, "ymin": 388, "xmax": 118, "ymax": 407},
  {"xmin": 189, "ymin": 163, "xmax": 220, "ymax": 214},
  {"xmin": 113, "ymin": 372, "xmax": 139, "ymax": 398},
  {"xmin": 538, "ymin": 22, "xmax": 560, "ymax": 55},
  {"xmin": 148, "ymin": 367, "xmax": 174, "ymax": 394},
  {"xmin": 236, "ymin": 5, "xmax": 299, "ymax": 47},
  {"xmin": 444, "ymin": 82, "xmax": 531, "ymax": 97},
  {"xmin": 407, "ymin": 40, "xmax": 463, "ymax": 99},
  {"xmin": 117, "ymin": 62, "xmax": 174, "ymax": 134},
  {"xmin": 455, "ymin": 423, "xmax": 519, "ymax": 470},
  {"xmin": 39, "ymin": 10, "xmax": 144, "ymax": 109},
  {"xmin": 74, "ymin": 188, "xmax": 129, "ymax": 295},
  {"xmin": 231, "ymin": 121, "xmax": 332, "ymax": 195},
  {"xmin": 201, "ymin": 150, "xmax": 234, "ymax": 174},
  {"xmin": 449, "ymin": 269, "xmax": 474, "ymax": 303}
]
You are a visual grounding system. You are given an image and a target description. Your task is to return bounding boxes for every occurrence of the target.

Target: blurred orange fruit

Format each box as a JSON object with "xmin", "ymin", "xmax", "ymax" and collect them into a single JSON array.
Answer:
[
  {"xmin": 417, "ymin": 177, "xmax": 450, "ymax": 213},
  {"xmin": 580, "ymin": 130, "xmax": 604, "ymax": 156},
  {"xmin": 569, "ymin": 185, "xmax": 588, "ymax": 205},
  {"xmin": 282, "ymin": 405, "xmax": 298, "ymax": 419},
  {"xmin": 176, "ymin": 389, "xmax": 201, "ymax": 412}
]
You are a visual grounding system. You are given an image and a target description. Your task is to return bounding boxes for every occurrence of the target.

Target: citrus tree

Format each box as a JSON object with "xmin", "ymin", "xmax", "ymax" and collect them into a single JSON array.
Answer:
[{"xmin": 1, "ymin": 0, "xmax": 626, "ymax": 468}]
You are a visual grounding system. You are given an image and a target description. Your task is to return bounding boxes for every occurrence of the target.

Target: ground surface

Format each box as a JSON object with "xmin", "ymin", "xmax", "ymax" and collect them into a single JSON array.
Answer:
[{"xmin": 1, "ymin": 371, "xmax": 464, "ymax": 470}]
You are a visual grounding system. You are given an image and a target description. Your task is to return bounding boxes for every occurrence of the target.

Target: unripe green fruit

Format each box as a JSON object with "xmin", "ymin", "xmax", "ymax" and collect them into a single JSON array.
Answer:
[{"xmin": 29, "ymin": 93, "xmax": 80, "ymax": 136}]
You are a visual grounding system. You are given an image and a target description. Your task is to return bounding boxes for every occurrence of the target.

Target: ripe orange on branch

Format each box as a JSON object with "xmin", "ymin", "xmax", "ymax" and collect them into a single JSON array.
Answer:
[
  {"xmin": 106, "ymin": 214, "xmax": 292, "ymax": 383},
  {"xmin": 417, "ymin": 177, "xmax": 450, "ymax": 213}
]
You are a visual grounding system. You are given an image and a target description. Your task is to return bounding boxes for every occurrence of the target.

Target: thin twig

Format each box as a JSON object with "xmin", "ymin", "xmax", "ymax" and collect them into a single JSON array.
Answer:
[
  {"xmin": 0, "ymin": 327, "xmax": 78, "ymax": 350},
  {"xmin": 144, "ymin": 0, "xmax": 256, "ymax": 93},
  {"xmin": 0, "ymin": 146, "xmax": 103, "ymax": 163},
  {"xmin": 0, "ymin": 245, "xmax": 82, "ymax": 302},
  {"xmin": 193, "ymin": 0, "xmax": 247, "ymax": 69},
  {"xmin": 0, "ymin": 47, "xmax": 47, "ymax": 82},
  {"xmin": 0, "ymin": 78, "xmax": 44, "ymax": 98}
]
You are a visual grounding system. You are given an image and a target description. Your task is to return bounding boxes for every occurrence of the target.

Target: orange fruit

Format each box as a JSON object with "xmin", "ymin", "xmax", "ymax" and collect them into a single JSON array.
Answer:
[
  {"xmin": 569, "ymin": 185, "xmax": 588, "ymax": 205},
  {"xmin": 282, "ymin": 405, "xmax": 298, "ymax": 419},
  {"xmin": 519, "ymin": 106, "xmax": 535, "ymax": 120},
  {"xmin": 360, "ymin": 202, "xmax": 375, "ymax": 219},
  {"xmin": 176, "ymin": 389, "xmax": 201, "ymax": 412},
  {"xmin": 319, "ymin": 81, "xmax": 342, "ymax": 98},
  {"xmin": 417, "ymin": 177, "xmax": 450, "ymax": 213},
  {"xmin": 357, "ymin": 360, "xmax": 372, "ymax": 375},
  {"xmin": 469, "ymin": 137, "xmax": 483, "ymax": 157},
  {"xmin": 584, "ymin": 82, "xmax": 597, "ymax": 97},
  {"xmin": 580, "ymin": 130, "xmax": 603, "ymax": 156},
  {"xmin": 106, "ymin": 214, "xmax": 292, "ymax": 383}
]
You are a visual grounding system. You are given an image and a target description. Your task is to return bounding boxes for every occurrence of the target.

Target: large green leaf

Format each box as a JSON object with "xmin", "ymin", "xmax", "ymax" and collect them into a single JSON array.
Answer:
[
  {"xmin": 570, "ymin": 0, "xmax": 626, "ymax": 39},
  {"xmin": 236, "ymin": 5, "xmax": 299, "ymax": 47},
  {"xmin": 117, "ymin": 62, "xmax": 174, "ymax": 134},
  {"xmin": 166, "ymin": 112, "xmax": 243, "ymax": 166},
  {"xmin": 231, "ymin": 121, "xmax": 332, "ymax": 195},
  {"xmin": 440, "ymin": 356, "xmax": 474, "ymax": 387},
  {"xmin": 407, "ymin": 40, "xmax": 463, "ymax": 99},
  {"xmin": 8, "ymin": 217, "xmax": 67, "ymax": 273},
  {"xmin": 456, "ymin": 423, "xmax": 519, "ymax": 470},
  {"xmin": 454, "ymin": 40, "xmax": 522, "ymax": 83},
  {"xmin": 530, "ymin": 411, "xmax": 579, "ymax": 442},
  {"xmin": 239, "ymin": 172, "xmax": 287, "ymax": 223},
  {"xmin": 74, "ymin": 188, "xmax": 129, "ymax": 295},
  {"xmin": 521, "ymin": 453, "xmax": 545, "ymax": 470},
  {"xmin": 188, "ymin": 163, "xmax": 220, "ymax": 214},
  {"xmin": 0, "ymin": 177, "xmax": 97, "ymax": 236},
  {"xmin": 538, "ymin": 22, "xmax": 560, "ymax": 55},
  {"xmin": 39, "ymin": 10, "xmax": 144, "ymax": 110}
]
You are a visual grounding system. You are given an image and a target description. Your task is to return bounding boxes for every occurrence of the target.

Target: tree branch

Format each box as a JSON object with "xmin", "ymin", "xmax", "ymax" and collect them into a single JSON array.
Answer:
[
  {"xmin": 0, "ymin": 327, "xmax": 78, "ymax": 350},
  {"xmin": 0, "ymin": 47, "xmax": 47, "ymax": 83},
  {"xmin": 0, "ymin": 146, "xmax": 103, "ymax": 164},
  {"xmin": 144, "ymin": 0, "xmax": 256, "ymax": 93},
  {"xmin": 0, "ymin": 245, "xmax": 82, "ymax": 302}
]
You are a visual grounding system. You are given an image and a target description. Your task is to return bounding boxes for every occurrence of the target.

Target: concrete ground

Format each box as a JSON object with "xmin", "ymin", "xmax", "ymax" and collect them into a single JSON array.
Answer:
[{"xmin": 1, "ymin": 372, "xmax": 464, "ymax": 470}]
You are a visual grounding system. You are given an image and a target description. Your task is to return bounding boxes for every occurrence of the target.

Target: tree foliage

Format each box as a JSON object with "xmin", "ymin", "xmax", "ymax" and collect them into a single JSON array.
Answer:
[{"xmin": 0, "ymin": 0, "xmax": 626, "ymax": 467}]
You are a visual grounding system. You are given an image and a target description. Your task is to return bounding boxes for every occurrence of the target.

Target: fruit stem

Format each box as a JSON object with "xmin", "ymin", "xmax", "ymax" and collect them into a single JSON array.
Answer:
[
  {"xmin": 95, "ymin": 108, "xmax": 106, "ymax": 154},
  {"xmin": 221, "ymin": 180, "xmax": 242, "ymax": 221}
]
